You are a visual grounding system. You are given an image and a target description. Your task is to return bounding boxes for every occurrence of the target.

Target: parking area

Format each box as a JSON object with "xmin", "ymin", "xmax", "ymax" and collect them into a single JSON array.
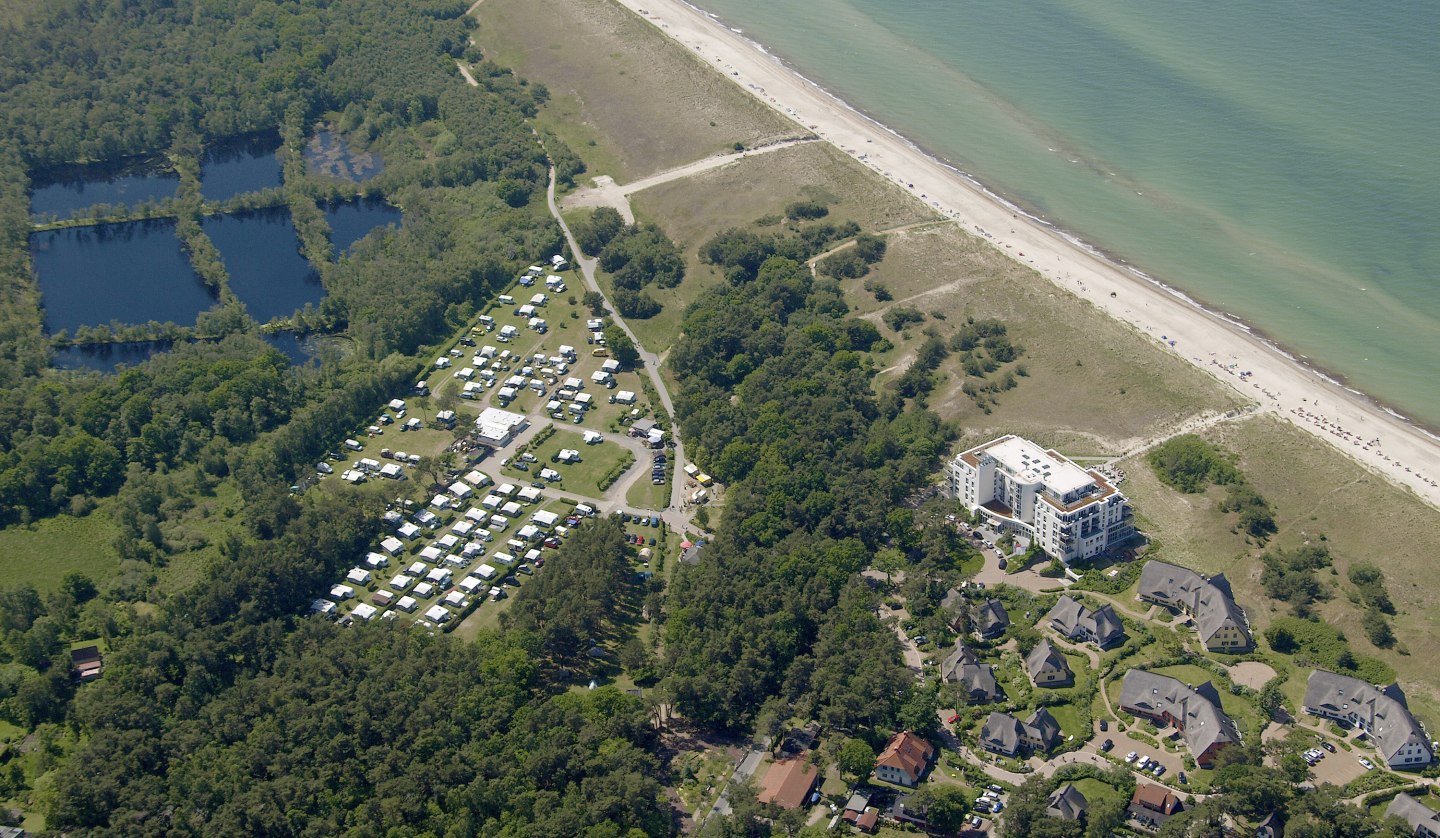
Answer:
[
  {"xmin": 1105, "ymin": 731, "xmax": 1185, "ymax": 782},
  {"xmin": 1307, "ymin": 747, "xmax": 1371, "ymax": 787}
]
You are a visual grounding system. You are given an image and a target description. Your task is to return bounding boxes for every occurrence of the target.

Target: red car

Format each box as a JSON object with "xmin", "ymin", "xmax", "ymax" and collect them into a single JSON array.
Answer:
[
  {"xmin": 544, "ymin": 537, "xmax": 561, "ymax": 548},
  {"xmin": 947, "ymin": 714, "xmax": 961, "ymax": 724}
]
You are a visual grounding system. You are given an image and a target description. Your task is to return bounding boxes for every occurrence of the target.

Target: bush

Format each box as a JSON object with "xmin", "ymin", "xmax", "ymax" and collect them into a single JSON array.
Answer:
[
  {"xmin": 613, "ymin": 288, "xmax": 662, "ymax": 319},
  {"xmin": 1148, "ymin": 435, "xmax": 1239, "ymax": 493},
  {"xmin": 854, "ymin": 233, "xmax": 886, "ymax": 263},
  {"xmin": 785, "ymin": 200, "xmax": 828, "ymax": 220},
  {"xmin": 1348, "ymin": 562, "xmax": 1395, "ymax": 614},
  {"xmin": 574, "ymin": 207, "xmax": 625, "ymax": 256},
  {"xmin": 882, "ymin": 305, "xmax": 925, "ymax": 332},
  {"xmin": 1265, "ymin": 615, "xmax": 1394, "ymax": 683},
  {"xmin": 863, "ymin": 279, "xmax": 892, "ymax": 301},
  {"xmin": 1362, "ymin": 609, "xmax": 1395, "ymax": 648},
  {"xmin": 819, "ymin": 250, "xmax": 868, "ymax": 279}
]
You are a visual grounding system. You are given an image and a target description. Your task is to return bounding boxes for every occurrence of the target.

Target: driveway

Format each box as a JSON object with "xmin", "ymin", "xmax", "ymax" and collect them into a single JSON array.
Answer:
[{"xmin": 705, "ymin": 741, "xmax": 768, "ymax": 822}]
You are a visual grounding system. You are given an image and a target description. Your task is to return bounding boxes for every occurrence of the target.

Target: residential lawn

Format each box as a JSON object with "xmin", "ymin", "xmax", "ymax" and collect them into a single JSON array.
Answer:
[
  {"xmin": 0, "ymin": 506, "xmax": 122, "ymax": 592},
  {"xmin": 471, "ymin": 0, "xmax": 796, "ymax": 183},
  {"xmin": 1045, "ymin": 702, "xmax": 1088, "ymax": 742},
  {"xmin": 1070, "ymin": 777, "xmax": 1126, "ymax": 809},
  {"xmin": 508, "ymin": 430, "xmax": 633, "ymax": 498}
]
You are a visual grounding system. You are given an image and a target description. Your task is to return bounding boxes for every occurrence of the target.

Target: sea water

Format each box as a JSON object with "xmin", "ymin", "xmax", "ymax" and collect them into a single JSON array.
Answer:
[{"xmin": 686, "ymin": 0, "xmax": 1440, "ymax": 427}]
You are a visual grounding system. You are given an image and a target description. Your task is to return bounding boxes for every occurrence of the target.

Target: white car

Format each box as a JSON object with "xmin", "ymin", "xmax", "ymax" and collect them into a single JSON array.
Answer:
[
  {"xmin": 1124, "ymin": 752, "xmax": 1137, "ymax": 763},
  {"xmin": 1358, "ymin": 757, "xmax": 1375, "ymax": 770}
]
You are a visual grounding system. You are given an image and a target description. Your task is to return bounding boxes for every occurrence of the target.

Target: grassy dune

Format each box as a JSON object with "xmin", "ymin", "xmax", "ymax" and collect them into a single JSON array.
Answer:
[
  {"xmin": 623, "ymin": 141, "xmax": 936, "ymax": 353},
  {"xmin": 850, "ymin": 224, "xmax": 1242, "ymax": 453},
  {"xmin": 472, "ymin": 0, "xmax": 797, "ymax": 182}
]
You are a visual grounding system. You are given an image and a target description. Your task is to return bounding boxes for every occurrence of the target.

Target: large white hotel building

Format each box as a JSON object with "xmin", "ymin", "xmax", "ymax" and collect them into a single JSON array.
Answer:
[{"xmin": 948, "ymin": 435, "xmax": 1133, "ymax": 563}]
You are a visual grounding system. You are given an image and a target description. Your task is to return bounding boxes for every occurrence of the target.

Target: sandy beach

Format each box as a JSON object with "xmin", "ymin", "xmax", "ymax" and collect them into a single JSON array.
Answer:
[{"xmin": 612, "ymin": 0, "xmax": 1440, "ymax": 509}]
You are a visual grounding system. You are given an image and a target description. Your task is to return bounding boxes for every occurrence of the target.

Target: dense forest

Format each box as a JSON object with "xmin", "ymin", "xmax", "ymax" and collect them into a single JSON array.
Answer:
[{"xmin": 659, "ymin": 251, "xmax": 959, "ymax": 732}]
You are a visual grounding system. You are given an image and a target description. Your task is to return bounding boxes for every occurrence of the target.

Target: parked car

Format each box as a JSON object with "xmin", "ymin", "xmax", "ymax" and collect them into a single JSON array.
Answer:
[
  {"xmin": 531, "ymin": 481, "xmax": 546, "ymax": 489},
  {"xmin": 1152, "ymin": 764, "xmax": 1166, "ymax": 777},
  {"xmin": 1100, "ymin": 739, "xmax": 1113, "ymax": 752},
  {"xmin": 544, "ymin": 537, "xmax": 561, "ymax": 549},
  {"xmin": 1358, "ymin": 757, "xmax": 1375, "ymax": 770},
  {"xmin": 517, "ymin": 565, "xmax": 533, "ymax": 575},
  {"xmin": 1178, "ymin": 771, "xmax": 1188, "ymax": 785},
  {"xmin": 986, "ymin": 785, "xmax": 1004, "ymax": 794},
  {"xmin": 1098, "ymin": 719, "xmax": 1108, "ymax": 732},
  {"xmin": 1125, "ymin": 752, "xmax": 1138, "ymax": 763},
  {"xmin": 1320, "ymin": 740, "xmax": 1337, "ymax": 753}
]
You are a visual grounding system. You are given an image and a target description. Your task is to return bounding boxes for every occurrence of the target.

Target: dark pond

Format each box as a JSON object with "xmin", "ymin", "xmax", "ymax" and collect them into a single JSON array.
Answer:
[
  {"xmin": 30, "ymin": 157, "xmax": 178, "ymax": 221},
  {"xmin": 51, "ymin": 341, "xmax": 173, "ymax": 372},
  {"xmin": 326, "ymin": 198, "xmax": 402, "ymax": 257},
  {"xmin": 202, "ymin": 208, "xmax": 324, "ymax": 323},
  {"xmin": 262, "ymin": 331, "xmax": 320, "ymax": 365},
  {"xmin": 200, "ymin": 131, "xmax": 283, "ymax": 203},
  {"xmin": 306, "ymin": 131, "xmax": 384, "ymax": 182},
  {"xmin": 52, "ymin": 332, "xmax": 317, "ymax": 373},
  {"xmin": 31, "ymin": 219, "xmax": 217, "ymax": 333}
]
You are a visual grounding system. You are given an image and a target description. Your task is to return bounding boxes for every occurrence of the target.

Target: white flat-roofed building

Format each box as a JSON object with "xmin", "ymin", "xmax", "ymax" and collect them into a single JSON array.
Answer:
[
  {"xmin": 533, "ymin": 510, "xmax": 559, "ymax": 528},
  {"xmin": 474, "ymin": 407, "xmax": 529, "ymax": 447},
  {"xmin": 352, "ymin": 602, "xmax": 378, "ymax": 621},
  {"xmin": 949, "ymin": 434, "xmax": 1133, "ymax": 563}
]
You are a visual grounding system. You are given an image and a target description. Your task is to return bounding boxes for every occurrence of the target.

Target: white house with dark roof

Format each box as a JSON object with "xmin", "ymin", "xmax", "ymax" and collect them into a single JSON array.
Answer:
[
  {"xmin": 1025, "ymin": 639, "xmax": 1074, "ymax": 687},
  {"xmin": 1385, "ymin": 793, "xmax": 1440, "ymax": 837},
  {"xmin": 1119, "ymin": 670, "xmax": 1239, "ymax": 768},
  {"xmin": 1045, "ymin": 596, "xmax": 1127, "ymax": 649},
  {"xmin": 1137, "ymin": 560, "xmax": 1252, "ymax": 652},
  {"xmin": 1304, "ymin": 670, "xmax": 1432, "ymax": 769}
]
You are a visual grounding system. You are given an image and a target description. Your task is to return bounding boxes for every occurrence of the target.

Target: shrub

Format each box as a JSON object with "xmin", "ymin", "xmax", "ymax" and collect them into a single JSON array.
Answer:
[
  {"xmin": 882, "ymin": 305, "xmax": 925, "ymax": 332},
  {"xmin": 784, "ymin": 200, "xmax": 828, "ymax": 220},
  {"xmin": 1148, "ymin": 435, "xmax": 1240, "ymax": 493}
]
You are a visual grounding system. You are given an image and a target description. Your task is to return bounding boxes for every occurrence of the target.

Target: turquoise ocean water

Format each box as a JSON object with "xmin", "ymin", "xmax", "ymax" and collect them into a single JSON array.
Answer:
[{"xmin": 684, "ymin": 0, "xmax": 1440, "ymax": 427}]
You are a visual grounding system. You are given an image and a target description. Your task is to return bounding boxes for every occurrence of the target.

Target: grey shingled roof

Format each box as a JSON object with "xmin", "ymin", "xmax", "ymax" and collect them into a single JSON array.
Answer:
[
  {"xmin": 939, "ymin": 641, "xmax": 999, "ymax": 702},
  {"xmin": 1025, "ymin": 707, "xmax": 1061, "ymax": 751},
  {"xmin": 1045, "ymin": 783, "xmax": 1089, "ymax": 821},
  {"xmin": 1025, "ymin": 639, "xmax": 1074, "ymax": 684},
  {"xmin": 979, "ymin": 711, "xmax": 1024, "ymax": 755},
  {"xmin": 975, "ymin": 599, "xmax": 1009, "ymax": 636},
  {"xmin": 1304, "ymin": 670, "xmax": 1429, "ymax": 766},
  {"xmin": 1046, "ymin": 596, "xmax": 1126, "ymax": 647},
  {"xmin": 1119, "ymin": 670, "xmax": 1240, "ymax": 760},
  {"xmin": 1385, "ymin": 793, "xmax": 1440, "ymax": 836},
  {"xmin": 1137, "ymin": 560, "xmax": 1252, "ymax": 648}
]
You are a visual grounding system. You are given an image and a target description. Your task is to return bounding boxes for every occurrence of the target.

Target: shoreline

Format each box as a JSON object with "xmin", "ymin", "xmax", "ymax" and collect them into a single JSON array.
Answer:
[
  {"xmin": 617, "ymin": 0, "xmax": 1440, "ymax": 509},
  {"xmin": 688, "ymin": 2, "xmax": 1440, "ymax": 442}
]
